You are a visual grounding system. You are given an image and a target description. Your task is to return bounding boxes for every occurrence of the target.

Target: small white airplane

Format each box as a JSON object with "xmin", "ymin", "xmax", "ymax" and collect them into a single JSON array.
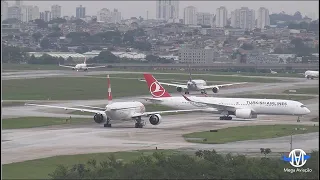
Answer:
[
  {"xmin": 25, "ymin": 75, "xmax": 203, "ymax": 128},
  {"xmin": 305, "ymin": 70, "xmax": 319, "ymax": 79},
  {"xmin": 270, "ymin": 69, "xmax": 277, "ymax": 74},
  {"xmin": 140, "ymin": 67, "xmax": 247, "ymax": 95},
  {"xmin": 59, "ymin": 58, "xmax": 106, "ymax": 71},
  {"xmin": 142, "ymin": 73, "xmax": 310, "ymax": 122}
]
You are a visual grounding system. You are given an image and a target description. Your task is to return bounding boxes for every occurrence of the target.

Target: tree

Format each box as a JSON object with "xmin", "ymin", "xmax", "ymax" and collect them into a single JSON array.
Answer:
[
  {"xmin": 66, "ymin": 56, "xmax": 74, "ymax": 63},
  {"xmin": 93, "ymin": 50, "xmax": 118, "ymax": 63},
  {"xmin": 2, "ymin": 45, "xmax": 26, "ymax": 63},
  {"xmin": 260, "ymin": 148, "xmax": 272, "ymax": 158},
  {"xmin": 274, "ymin": 47, "xmax": 284, "ymax": 54},
  {"xmin": 34, "ymin": 19, "xmax": 48, "ymax": 29},
  {"xmin": 32, "ymin": 32, "xmax": 43, "ymax": 42},
  {"xmin": 146, "ymin": 55, "xmax": 158, "ymax": 63},
  {"xmin": 240, "ymin": 43, "xmax": 254, "ymax": 50},
  {"xmin": 40, "ymin": 38, "xmax": 50, "ymax": 49}
]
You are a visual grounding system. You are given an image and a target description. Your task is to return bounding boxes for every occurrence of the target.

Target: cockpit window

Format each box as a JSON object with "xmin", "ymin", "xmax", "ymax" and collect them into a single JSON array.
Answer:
[{"xmin": 300, "ymin": 105, "xmax": 306, "ymax": 108}]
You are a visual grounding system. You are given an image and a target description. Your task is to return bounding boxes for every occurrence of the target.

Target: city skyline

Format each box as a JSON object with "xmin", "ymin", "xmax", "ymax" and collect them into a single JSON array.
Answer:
[{"xmin": 6, "ymin": 1, "xmax": 319, "ymax": 20}]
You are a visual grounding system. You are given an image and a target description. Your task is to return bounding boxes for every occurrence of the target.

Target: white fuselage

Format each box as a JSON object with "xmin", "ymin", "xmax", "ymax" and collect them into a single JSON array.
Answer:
[
  {"xmin": 187, "ymin": 79, "xmax": 207, "ymax": 91},
  {"xmin": 105, "ymin": 101, "xmax": 145, "ymax": 120},
  {"xmin": 147, "ymin": 96, "xmax": 310, "ymax": 116},
  {"xmin": 305, "ymin": 70, "xmax": 319, "ymax": 79},
  {"xmin": 74, "ymin": 63, "xmax": 88, "ymax": 71}
]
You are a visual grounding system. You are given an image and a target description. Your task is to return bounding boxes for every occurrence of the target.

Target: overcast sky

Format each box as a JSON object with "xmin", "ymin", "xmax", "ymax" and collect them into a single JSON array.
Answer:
[{"xmin": 10, "ymin": 1, "xmax": 319, "ymax": 20}]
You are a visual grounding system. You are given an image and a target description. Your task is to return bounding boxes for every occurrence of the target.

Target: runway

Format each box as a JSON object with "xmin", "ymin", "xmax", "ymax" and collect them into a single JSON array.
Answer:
[{"xmin": 2, "ymin": 69, "xmax": 319, "ymax": 165}]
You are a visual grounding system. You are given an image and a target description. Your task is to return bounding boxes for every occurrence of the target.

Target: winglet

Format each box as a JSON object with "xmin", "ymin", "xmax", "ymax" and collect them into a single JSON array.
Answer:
[{"xmin": 107, "ymin": 74, "xmax": 112, "ymax": 104}]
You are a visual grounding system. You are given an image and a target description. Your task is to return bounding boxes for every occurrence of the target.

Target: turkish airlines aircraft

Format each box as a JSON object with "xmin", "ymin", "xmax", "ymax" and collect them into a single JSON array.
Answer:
[
  {"xmin": 59, "ymin": 58, "xmax": 105, "ymax": 71},
  {"xmin": 270, "ymin": 69, "xmax": 278, "ymax": 74},
  {"xmin": 143, "ymin": 73, "xmax": 311, "ymax": 122},
  {"xmin": 25, "ymin": 75, "xmax": 203, "ymax": 128},
  {"xmin": 140, "ymin": 67, "xmax": 247, "ymax": 94},
  {"xmin": 305, "ymin": 70, "xmax": 319, "ymax": 79}
]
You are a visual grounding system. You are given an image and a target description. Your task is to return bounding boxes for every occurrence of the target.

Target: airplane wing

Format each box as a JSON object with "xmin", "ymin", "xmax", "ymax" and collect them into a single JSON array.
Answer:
[
  {"xmin": 77, "ymin": 105, "xmax": 105, "ymax": 111},
  {"xmin": 25, "ymin": 103, "xmax": 104, "ymax": 114},
  {"xmin": 182, "ymin": 95, "xmax": 236, "ymax": 112},
  {"xmin": 59, "ymin": 64, "xmax": 75, "ymax": 68},
  {"xmin": 141, "ymin": 97, "xmax": 163, "ymax": 103},
  {"xmin": 201, "ymin": 82, "xmax": 248, "ymax": 90},
  {"xmin": 87, "ymin": 65, "xmax": 106, "ymax": 69},
  {"xmin": 139, "ymin": 79, "xmax": 188, "ymax": 89},
  {"xmin": 131, "ymin": 109, "xmax": 205, "ymax": 118}
]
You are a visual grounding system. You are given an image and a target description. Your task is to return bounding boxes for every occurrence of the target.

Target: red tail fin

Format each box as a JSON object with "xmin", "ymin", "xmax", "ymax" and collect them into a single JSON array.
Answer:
[
  {"xmin": 107, "ymin": 75, "xmax": 112, "ymax": 103},
  {"xmin": 143, "ymin": 73, "xmax": 171, "ymax": 98}
]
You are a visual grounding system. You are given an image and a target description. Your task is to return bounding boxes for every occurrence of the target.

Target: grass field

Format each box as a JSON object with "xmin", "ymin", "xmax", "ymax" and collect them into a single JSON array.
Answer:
[
  {"xmin": 2, "ymin": 117, "xmax": 91, "ymax": 129},
  {"xmin": 3, "ymin": 77, "xmax": 177, "ymax": 100},
  {"xmin": 283, "ymin": 87, "xmax": 319, "ymax": 95},
  {"xmin": 2, "ymin": 63, "xmax": 304, "ymax": 78},
  {"xmin": 2, "ymin": 101, "xmax": 25, "ymax": 107},
  {"xmin": 183, "ymin": 125, "xmax": 319, "ymax": 144},
  {"xmin": 91, "ymin": 73, "xmax": 284, "ymax": 83},
  {"xmin": 2, "ymin": 149, "xmax": 180, "ymax": 179},
  {"xmin": 227, "ymin": 94, "xmax": 316, "ymax": 101}
]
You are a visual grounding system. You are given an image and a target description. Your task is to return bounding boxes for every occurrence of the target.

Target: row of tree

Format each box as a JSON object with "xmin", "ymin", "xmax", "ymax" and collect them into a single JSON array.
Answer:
[{"xmin": 49, "ymin": 149, "xmax": 319, "ymax": 179}]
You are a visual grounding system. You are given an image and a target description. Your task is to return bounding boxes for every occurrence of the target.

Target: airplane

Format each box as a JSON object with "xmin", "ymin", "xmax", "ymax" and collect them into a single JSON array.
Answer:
[
  {"xmin": 25, "ymin": 75, "xmax": 203, "ymax": 128},
  {"xmin": 142, "ymin": 73, "xmax": 310, "ymax": 122},
  {"xmin": 59, "ymin": 57, "xmax": 106, "ymax": 71},
  {"xmin": 181, "ymin": 94, "xmax": 310, "ymax": 122},
  {"xmin": 139, "ymin": 67, "xmax": 247, "ymax": 95},
  {"xmin": 305, "ymin": 70, "xmax": 319, "ymax": 79},
  {"xmin": 270, "ymin": 69, "xmax": 278, "ymax": 74}
]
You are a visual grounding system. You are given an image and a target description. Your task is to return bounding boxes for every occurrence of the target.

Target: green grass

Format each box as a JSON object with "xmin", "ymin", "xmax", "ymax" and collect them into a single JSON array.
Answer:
[
  {"xmin": 227, "ymin": 94, "xmax": 316, "ymax": 101},
  {"xmin": 2, "ymin": 117, "xmax": 91, "ymax": 129},
  {"xmin": 2, "ymin": 63, "xmax": 66, "ymax": 70},
  {"xmin": 2, "ymin": 101, "xmax": 25, "ymax": 107},
  {"xmin": 283, "ymin": 87, "xmax": 319, "ymax": 95},
  {"xmin": 2, "ymin": 77, "xmax": 178, "ymax": 100},
  {"xmin": 2, "ymin": 149, "xmax": 180, "ymax": 179},
  {"xmin": 91, "ymin": 73, "xmax": 283, "ymax": 83},
  {"xmin": 183, "ymin": 125, "xmax": 319, "ymax": 144}
]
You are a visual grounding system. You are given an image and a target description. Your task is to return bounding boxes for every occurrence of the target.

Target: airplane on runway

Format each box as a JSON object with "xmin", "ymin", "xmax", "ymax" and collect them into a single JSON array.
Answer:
[
  {"xmin": 59, "ymin": 58, "xmax": 106, "ymax": 71},
  {"xmin": 139, "ymin": 66, "xmax": 247, "ymax": 95},
  {"xmin": 270, "ymin": 69, "xmax": 277, "ymax": 74},
  {"xmin": 304, "ymin": 70, "xmax": 319, "ymax": 79},
  {"xmin": 142, "ymin": 73, "xmax": 311, "ymax": 122},
  {"xmin": 25, "ymin": 75, "xmax": 203, "ymax": 128}
]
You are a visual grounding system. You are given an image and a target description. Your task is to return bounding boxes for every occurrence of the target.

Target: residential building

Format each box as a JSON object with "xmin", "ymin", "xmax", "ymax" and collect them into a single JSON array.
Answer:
[
  {"xmin": 183, "ymin": 6, "xmax": 197, "ymax": 25},
  {"xmin": 97, "ymin": 8, "xmax": 121, "ymax": 23},
  {"xmin": 51, "ymin": 5, "xmax": 62, "ymax": 19},
  {"xmin": 257, "ymin": 7, "xmax": 270, "ymax": 29},
  {"xmin": 8, "ymin": 6, "xmax": 21, "ymax": 20},
  {"xmin": 15, "ymin": 0, "xmax": 22, "ymax": 7},
  {"xmin": 197, "ymin": 12, "xmax": 213, "ymax": 26},
  {"xmin": 32, "ymin": 6, "xmax": 40, "ymax": 20},
  {"xmin": 179, "ymin": 44, "xmax": 214, "ymax": 64},
  {"xmin": 231, "ymin": 7, "xmax": 255, "ymax": 30},
  {"xmin": 215, "ymin": 6, "xmax": 227, "ymax": 28},
  {"xmin": 41, "ymin": 11, "xmax": 51, "ymax": 22},
  {"xmin": 156, "ymin": 0, "xmax": 179, "ymax": 20},
  {"xmin": 1, "ymin": 1, "xmax": 9, "ymax": 21},
  {"xmin": 76, "ymin": 5, "xmax": 86, "ymax": 19}
]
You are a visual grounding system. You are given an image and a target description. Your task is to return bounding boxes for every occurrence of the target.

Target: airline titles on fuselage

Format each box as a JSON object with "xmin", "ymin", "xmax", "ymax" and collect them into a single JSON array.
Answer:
[{"xmin": 246, "ymin": 101, "xmax": 288, "ymax": 106}]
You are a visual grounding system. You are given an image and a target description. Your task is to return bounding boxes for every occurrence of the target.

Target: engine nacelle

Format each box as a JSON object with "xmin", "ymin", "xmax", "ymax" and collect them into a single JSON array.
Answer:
[
  {"xmin": 176, "ymin": 87, "xmax": 183, "ymax": 92},
  {"xmin": 149, "ymin": 114, "xmax": 162, "ymax": 125},
  {"xmin": 235, "ymin": 109, "xmax": 254, "ymax": 119},
  {"xmin": 212, "ymin": 86, "xmax": 219, "ymax": 93},
  {"xmin": 93, "ymin": 113, "xmax": 107, "ymax": 124}
]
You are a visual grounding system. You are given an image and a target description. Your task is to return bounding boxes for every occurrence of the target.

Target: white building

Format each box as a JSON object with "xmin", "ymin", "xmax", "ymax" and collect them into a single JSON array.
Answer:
[
  {"xmin": 215, "ymin": 6, "xmax": 227, "ymax": 28},
  {"xmin": 197, "ymin": 12, "xmax": 213, "ymax": 26},
  {"xmin": 32, "ymin": 6, "xmax": 40, "ymax": 20},
  {"xmin": 183, "ymin": 6, "xmax": 197, "ymax": 25},
  {"xmin": 1, "ymin": 1, "xmax": 9, "ymax": 21},
  {"xmin": 51, "ymin": 5, "xmax": 62, "ymax": 19},
  {"xmin": 40, "ymin": 11, "xmax": 51, "ymax": 22},
  {"xmin": 15, "ymin": 0, "xmax": 22, "ymax": 7},
  {"xmin": 97, "ymin": 8, "xmax": 121, "ymax": 23},
  {"xmin": 179, "ymin": 45, "xmax": 214, "ymax": 64},
  {"xmin": 156, "ymin": 0, "xmax": 179, "ymax": 21},
  {"xmin": 231, "ymin": 7, "xmax": 255, "ymax": 30},
  {"xmin": 8, "ymin": 6, "xmax": 21, "ymax": 20},
  {"xmin": 257, "ymin": 7, "xmax": 270, "ymax": 29},
  {"xmin": 20, "ymin": 5, "xmax": 28, "ymax": 22}
]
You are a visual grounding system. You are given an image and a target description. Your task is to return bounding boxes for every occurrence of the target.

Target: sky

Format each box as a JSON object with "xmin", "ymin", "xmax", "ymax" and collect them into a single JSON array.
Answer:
[{"xmin": 9, "ymin": 1, "xmax": 320, "ymax": 20}]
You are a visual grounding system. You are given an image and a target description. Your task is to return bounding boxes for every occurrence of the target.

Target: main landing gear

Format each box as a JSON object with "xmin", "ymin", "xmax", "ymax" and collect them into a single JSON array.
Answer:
[
  {"xmin": 134, "ymin": 117, "xmax": 145, "ymax": 128},
  {"xmin": 297, "ymin": 116, "xmax": 301, "ymax": 122},
  {"xmin": 184, "ymin": 91, "xmax": 190, "ymax": 94},
  {"xmin": 200, "ymin": 90, "xmax": 207, "ymax": 95},
  {"xmin": 220, "ymin": 116, "xmax": 232, "ymax": 120},
  {"xmin": 104, "ymin": 118, "xmax": 112, "ymax": 127}
]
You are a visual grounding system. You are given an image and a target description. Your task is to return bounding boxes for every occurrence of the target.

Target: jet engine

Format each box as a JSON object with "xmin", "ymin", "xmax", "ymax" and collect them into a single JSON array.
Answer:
[
  {"xmin": 235, "ymin": 109, "xmax": 256, "ymax": 119},
  {"xmin": 93, "ymin": 113, "xmax": 108, "ymax": 124},
  {"xmin": 212, "ymin": 86, "xmax": 219, "ymax": 93},
  {"xmin": 149, "ymin": 114, "xmax": 162, "ymax": 125},
  {"xmin": 176, "ymin": 87, "xmax": 183, "ymax": 92}
]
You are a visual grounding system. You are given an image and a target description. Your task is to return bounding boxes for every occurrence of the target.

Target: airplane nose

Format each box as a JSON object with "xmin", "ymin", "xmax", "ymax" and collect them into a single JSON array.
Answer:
[{"xmin": 305, "ymin": 108, "xmax": 311, "ymax": 114}]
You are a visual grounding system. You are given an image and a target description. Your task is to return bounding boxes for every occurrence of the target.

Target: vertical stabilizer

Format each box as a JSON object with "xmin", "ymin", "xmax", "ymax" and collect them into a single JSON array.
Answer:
[
  {"xmin": 143, "ymin": 73, "xmax": 171, "ymax": 98},
  {"xmin": 188, "ymin": 64, "xmax": 192, "ymax": 81},
  {"xmin": 84, "ymin": 57, "xmax": 87, "ymax": 65},
  {"xmin": 107, "ymin": 75, "xmax": 112, "ymax": 104}
]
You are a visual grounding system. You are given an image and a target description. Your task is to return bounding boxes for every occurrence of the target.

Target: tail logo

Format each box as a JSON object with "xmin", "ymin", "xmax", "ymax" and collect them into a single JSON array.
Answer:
[{"xmin": 150, "ymin": 81, "xmax": 165, "ymax": 98}]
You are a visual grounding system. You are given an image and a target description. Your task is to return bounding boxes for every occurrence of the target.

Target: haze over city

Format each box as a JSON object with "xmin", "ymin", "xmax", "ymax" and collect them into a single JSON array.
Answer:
[{"xmin": 6, "ymin": 1, "xmax": 320, "ymax": 20}]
